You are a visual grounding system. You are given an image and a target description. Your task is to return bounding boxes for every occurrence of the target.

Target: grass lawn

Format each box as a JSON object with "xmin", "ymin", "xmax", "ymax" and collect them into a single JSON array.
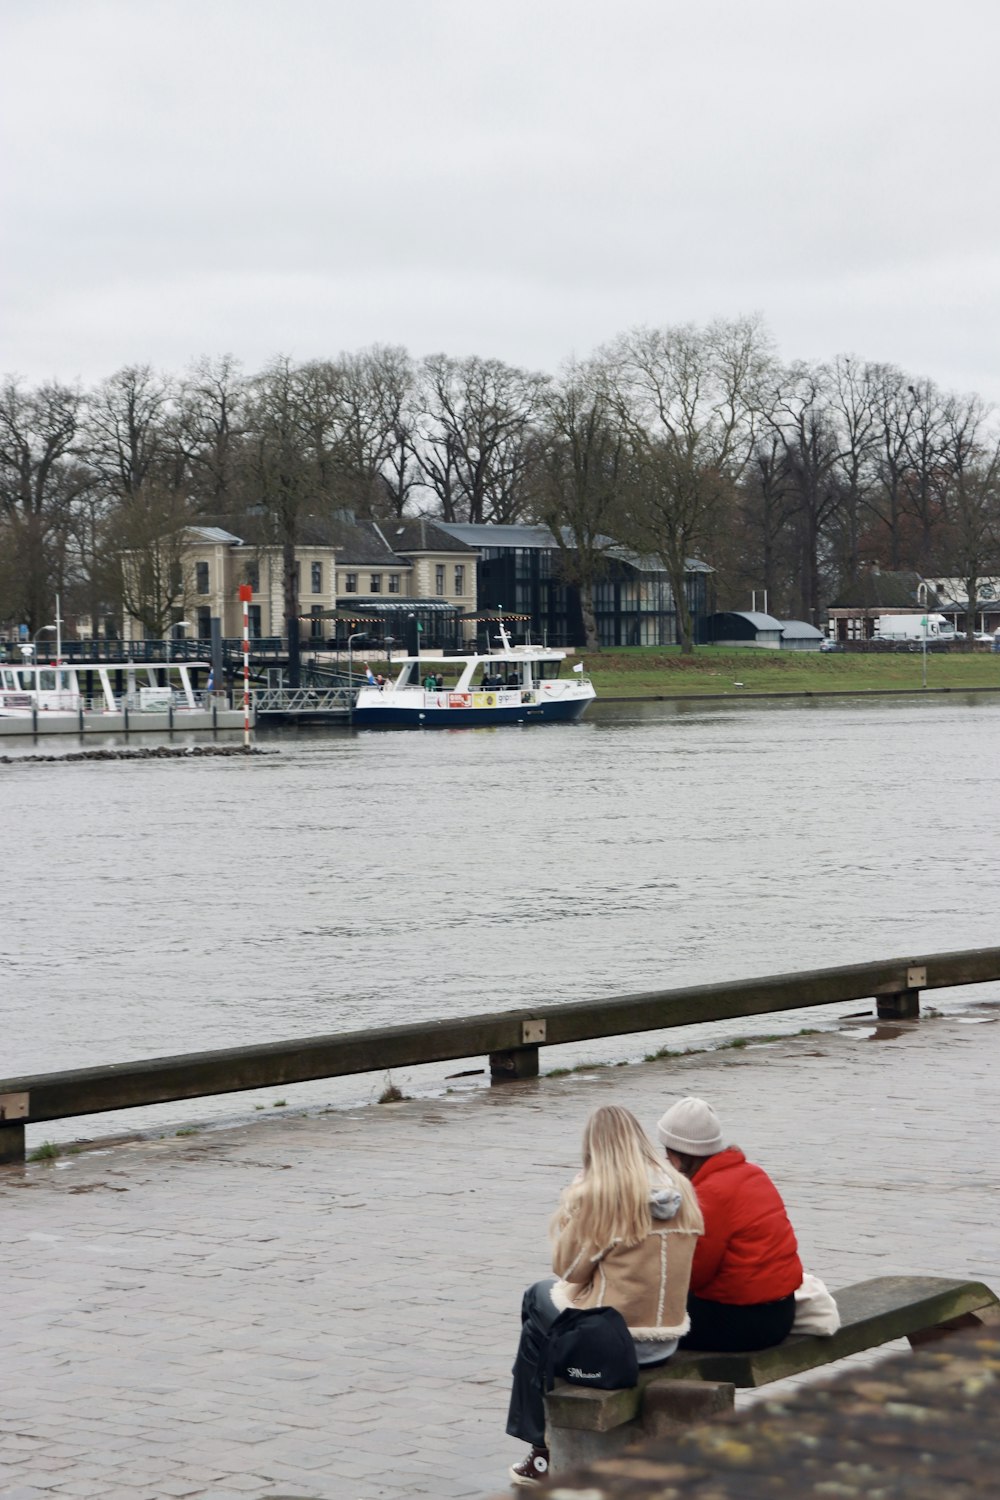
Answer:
[{"xmin": 581, "ymin": 646, "xmax": 1000, "ymax": 698}]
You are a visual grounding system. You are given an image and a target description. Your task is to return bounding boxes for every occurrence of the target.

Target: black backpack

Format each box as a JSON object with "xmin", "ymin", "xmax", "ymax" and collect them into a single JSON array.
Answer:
[{"xmin": 542, "ymin": 1306, "xmax": 639, "ymax": 1392}]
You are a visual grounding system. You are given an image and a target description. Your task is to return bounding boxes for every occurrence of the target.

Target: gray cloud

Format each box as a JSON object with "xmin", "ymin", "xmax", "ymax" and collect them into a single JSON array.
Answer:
[{"xmin": 3, "ymin": 0, "xmax": 999, "ymax": 396}]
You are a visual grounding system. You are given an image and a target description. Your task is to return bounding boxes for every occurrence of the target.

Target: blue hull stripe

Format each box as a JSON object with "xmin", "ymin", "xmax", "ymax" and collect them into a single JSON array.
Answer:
[{"xmin": 351, "ymin": 700, "xmax": 590, "ymax": 728}]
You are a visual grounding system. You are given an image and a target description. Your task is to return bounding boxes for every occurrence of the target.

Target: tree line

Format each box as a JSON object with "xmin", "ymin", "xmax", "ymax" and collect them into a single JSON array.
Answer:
[{"xmin": 2, "ymin": 320, "xmax": 998, "ymax": 651}]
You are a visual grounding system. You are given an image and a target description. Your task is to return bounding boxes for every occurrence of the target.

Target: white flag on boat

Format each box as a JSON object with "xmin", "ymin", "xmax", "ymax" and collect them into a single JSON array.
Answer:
[{"xmin": 573, "ymin": 662, "xmax": 584, "ymax": 673}]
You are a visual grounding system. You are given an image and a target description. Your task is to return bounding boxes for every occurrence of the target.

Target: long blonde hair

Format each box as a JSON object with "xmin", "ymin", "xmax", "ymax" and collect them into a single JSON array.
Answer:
[{"xmin": 552, "ymin": 1104, "xmax": 703, "ymax": 1252}]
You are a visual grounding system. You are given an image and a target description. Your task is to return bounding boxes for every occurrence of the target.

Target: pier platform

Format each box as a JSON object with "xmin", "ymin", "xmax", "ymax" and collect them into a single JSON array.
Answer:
[{"xmin": 2, "ymin": 1004, "xmax": 998, "ymax": 1499}]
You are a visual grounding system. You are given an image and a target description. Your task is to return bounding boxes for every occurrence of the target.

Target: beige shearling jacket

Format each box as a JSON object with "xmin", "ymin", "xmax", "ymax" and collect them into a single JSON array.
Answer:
[{"xmin": 550, "ymin": 1179, "xmax": 699, "ymax": 1341}]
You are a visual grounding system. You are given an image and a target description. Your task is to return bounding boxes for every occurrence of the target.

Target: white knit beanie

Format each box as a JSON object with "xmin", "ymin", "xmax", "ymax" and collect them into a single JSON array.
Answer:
[{"xmin": 656, "ymin": 1097, "xmax": 724, "ymax": 1156}]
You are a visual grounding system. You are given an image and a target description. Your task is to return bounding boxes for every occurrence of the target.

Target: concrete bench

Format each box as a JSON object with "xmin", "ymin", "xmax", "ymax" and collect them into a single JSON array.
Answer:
[{"xmin": 544, "ymin": 1275, "xmax": 1000, "ymax": 1471}]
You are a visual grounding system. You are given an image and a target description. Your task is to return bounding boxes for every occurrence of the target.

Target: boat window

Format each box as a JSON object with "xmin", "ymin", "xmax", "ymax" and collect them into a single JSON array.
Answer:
[{"xmin": 38, "ymin": 670, "xmax": 56, "ymax": 691}]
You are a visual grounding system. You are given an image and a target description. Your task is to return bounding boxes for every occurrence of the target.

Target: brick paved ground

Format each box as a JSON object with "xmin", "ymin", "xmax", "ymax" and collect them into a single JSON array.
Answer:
[{"xmin": 2, "ymin": 1007, "xmax": 999, "ymax": 1500}]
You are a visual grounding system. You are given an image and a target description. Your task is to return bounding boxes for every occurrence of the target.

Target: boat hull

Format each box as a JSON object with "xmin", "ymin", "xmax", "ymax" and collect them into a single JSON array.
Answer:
[{"xmin": 351, "ymin": 696, "xmax": 592, "ymax": 728}]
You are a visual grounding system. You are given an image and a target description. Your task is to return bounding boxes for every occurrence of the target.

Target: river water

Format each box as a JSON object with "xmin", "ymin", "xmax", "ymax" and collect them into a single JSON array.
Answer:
[{"xmin": 4, "ymin": 693, "xmax": 999, "ymax": 1141}]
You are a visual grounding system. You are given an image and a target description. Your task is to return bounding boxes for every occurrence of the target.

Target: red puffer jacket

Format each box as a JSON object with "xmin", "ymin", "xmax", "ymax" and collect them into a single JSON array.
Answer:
[{"xmin": 689, "ymin": 1148, "xmax": 802, "ymax": 1305}]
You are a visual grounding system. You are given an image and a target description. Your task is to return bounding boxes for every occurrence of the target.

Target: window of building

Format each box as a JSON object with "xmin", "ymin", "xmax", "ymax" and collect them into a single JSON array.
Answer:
[
  {"xmin": 196, "ymin": 560, "xmax": 210, "ymax": 595},
  {"xmin": 435, "ymin": 564, "xmax": 445, "ymax": 596},
  {"xmin": 370, "ymin": 574, "xmax": 381, "ymax": 592},
  {"xmin": 197, "ymin": 606, "xmax": 211, "ymax": 639},
  {"xmin": 388, "ymin": 574, "xmax": 400, "ymax": 593},
  {"xmin": 248, "ymin": 605, "xmax": 262, "ymax": 639},
  {"xmin": 311, "ymin": 561, "xmax": 322, "ymax": 594},
  {"xmin": 245, "ymin": 562, "xmax": 260, "ymax": 591},
  {"xmin": 454, "ymin": 565, "xmax": 464, "ymax": 595},
  {"xmin": 345, "ymin": 572, "xmax": 357, "ymax": 592},
  {"xmin": 310, "ymin": 605, "xmax": 324, "ymax": 638}
]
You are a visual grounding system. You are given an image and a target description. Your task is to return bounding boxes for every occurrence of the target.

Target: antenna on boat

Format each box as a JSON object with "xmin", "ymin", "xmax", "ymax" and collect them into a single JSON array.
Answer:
[{"xmin": 496, "ymin": 619, "xmax": 512, "ymax": 652}]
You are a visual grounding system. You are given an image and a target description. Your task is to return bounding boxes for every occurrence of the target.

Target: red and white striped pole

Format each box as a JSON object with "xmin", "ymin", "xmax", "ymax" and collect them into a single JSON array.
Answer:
[{"xmin": 239, "ymin": 583, "xmax": 253, "ymax": 748}]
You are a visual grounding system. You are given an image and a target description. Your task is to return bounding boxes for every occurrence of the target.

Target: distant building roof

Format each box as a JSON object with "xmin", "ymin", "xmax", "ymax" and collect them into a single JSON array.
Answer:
[
  {"xmin": 724, "ymin": 610, "xmax": 784, "ymax": 631},
  {"xmin": 386, "ymin": 517, "xmax": 477, "ymax": 554},
  {"xmin": 437, "ymin": 521, "xmax": 555, "ymax": 548},
  {"xmin": 780, "ymin": 620, "xmax": 824, "ymax": 640},
  {"xmin": 828, "ymin": 570, "xmax": 934, "ymax": 610},
  {"xmin": 436, "ymin": 520, "xmax": 712, "ymax": 573},
  {"xmin": 187, "ymin": 525, "xmax": 243, "ymax": 545}
]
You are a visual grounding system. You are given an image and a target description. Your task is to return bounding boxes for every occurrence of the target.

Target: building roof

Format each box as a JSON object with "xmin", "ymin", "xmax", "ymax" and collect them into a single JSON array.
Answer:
[
  {"xmin": 387, "ymin": 517, "xmax": 478, "ymax": 554},
  {"xmin": 718, "ymin": 610, "xmax": 784, "ymax": 631},
  {"xmin": 828, "ymin": 570, "xmax": 933, "ymax": 610},
  {"xmin": 780, "ymin": 620, "xmax": 825, "ymax": 640},
  {"xmin": 187, "ymin": 525, "xmax": 243, "ymax": 545},
  {"xmin": 436, "ymin": 520, "xmax": 712, "ymax": 573}
]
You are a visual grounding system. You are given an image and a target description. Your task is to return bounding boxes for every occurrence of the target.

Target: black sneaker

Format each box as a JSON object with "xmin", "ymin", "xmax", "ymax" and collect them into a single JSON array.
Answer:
[{"xmin": 509, "ymin": 1445, "xmax": 550, "ymax": 1486}]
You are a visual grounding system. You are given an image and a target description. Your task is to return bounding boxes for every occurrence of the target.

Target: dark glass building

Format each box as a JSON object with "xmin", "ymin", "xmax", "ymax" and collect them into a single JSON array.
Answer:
[{"xmin": 437, "ymin": 523, "xmax": 713, "ymax": 648}]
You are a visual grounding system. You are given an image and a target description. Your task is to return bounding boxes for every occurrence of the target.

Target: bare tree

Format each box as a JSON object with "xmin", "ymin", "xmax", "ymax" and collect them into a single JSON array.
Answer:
[
  {"xmin": 83, "ymin": 365, "xmax": 177, "ymax": 500},
  {"xmin": 900, "ymin": 377, "xmax": 950, "ymax": 570},
  {"xmin": 608, "ymin": 317, "xmax": 771, "ymax": 652},
  {"xmin": 827, "ymin": 356, "xmax": 880, "ymax": 584},
  {"xmin": 416, "ymin": 354, "xmax": 548, "ymax": 523},
  {"xmin": 243, "ymin": 357, "xmax": 319, "ymax": 640},
  {"xmin": 112, "ymin": 479, "xmax": 195, "ymax": 639},
  {"xmin": 333, "ymin": 345, "xmax": 418, "ymax": 518},
  {"xmin": 734, "ymin": 430, "xmax": 801, "ymax": 613},
  {"xmin": 932, "ymin": 396, "xmax": 1000, "ymax": 641},
  {"xmin": 528, "ymin": 360, "xmax": 627, "ymax": 650},
  {"xmin": 177, "ymin": 355, "xmax": 248, "ymax": 515},
  {"xmin": 0, "ymin": 378, "xmax": 84, "ymax": 631},
  {"xmin": 766, "ymin": 361, "xmax": 842, "ymax": 624}
]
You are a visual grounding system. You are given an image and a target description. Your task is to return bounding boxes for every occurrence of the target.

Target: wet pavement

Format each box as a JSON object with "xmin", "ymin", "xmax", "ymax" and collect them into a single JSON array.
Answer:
[{"xmin": 2, "ymin": 1006, "xmax": 999, "ymax": 1500}]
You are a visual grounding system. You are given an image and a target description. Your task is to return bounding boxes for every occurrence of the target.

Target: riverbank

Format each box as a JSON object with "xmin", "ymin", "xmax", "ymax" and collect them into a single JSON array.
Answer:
[
  {"xmin": 581, "ymin": 646, "xmax": 1000, "ymax": 698},
  {"xmin": 3, "ymin": 1006, "xmax": 998, "ymax": 1498}
]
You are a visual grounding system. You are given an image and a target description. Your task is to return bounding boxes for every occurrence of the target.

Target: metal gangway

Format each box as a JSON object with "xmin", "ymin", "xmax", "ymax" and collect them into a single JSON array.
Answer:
[{"xmin": 253, "ymin": 666, "xmax": 356, "ymax": 722}]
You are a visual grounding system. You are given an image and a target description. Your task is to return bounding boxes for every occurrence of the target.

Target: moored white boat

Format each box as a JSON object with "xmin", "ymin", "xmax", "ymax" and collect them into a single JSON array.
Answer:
[
  {"xmin": 0, "ymin": 658, "xmax": 205, "ymax": 719},
  {"xmin": 351, "ymin": 626, "xmax": 595, "ymax": 728}
]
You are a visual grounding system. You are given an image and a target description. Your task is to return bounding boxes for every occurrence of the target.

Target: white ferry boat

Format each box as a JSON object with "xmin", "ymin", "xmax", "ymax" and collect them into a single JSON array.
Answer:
[
  {"xmin": 351, "ymin": 626, "xmax": 596, "ymax": 728},
  {"xmin": 0, "ymin": 657, "xmax": 209, "ymax": 719}
]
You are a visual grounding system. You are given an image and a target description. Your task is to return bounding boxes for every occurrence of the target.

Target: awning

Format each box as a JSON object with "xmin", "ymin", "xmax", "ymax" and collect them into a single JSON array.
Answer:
[{"xmin": 458, "ymin": 610, "xmax": 530, "ymax": 621}]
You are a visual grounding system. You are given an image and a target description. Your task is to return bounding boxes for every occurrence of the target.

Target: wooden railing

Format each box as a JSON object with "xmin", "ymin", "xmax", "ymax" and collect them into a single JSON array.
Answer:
[{"xmin": 2, "ymin": 946, "xmax": 998, "ymax": 1163}]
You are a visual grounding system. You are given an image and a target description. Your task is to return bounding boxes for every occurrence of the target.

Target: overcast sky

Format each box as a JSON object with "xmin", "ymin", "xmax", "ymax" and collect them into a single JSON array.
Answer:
[{"xmin": 3, "ymin": 0, "xmax": 1000, "ymax": 399}]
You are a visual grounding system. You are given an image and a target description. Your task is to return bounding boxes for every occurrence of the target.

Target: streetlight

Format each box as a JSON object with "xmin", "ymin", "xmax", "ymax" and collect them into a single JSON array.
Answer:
[
  {"xmin": 347, "ymin": 631, "xmax": 369, "ymax": 688},
  {"xmin": 20, "ymin": 624, "xmax": 56, "ymax": 658},
  {"xmin": 164, "ymin": 620, "xmax": 194, "ymax": 694}
]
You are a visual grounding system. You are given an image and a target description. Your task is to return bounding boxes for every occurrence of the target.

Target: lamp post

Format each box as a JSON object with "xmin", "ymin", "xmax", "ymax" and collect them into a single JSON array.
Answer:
[
  {"xmin": 24, "ymin": 624, "xmax": 56, "ymax": 654},
  {"xmin": 347, "ymin": 631, "xmax": 368, "ymax": 688},
  {"xmin": 164, "ymin": 620, "xmax": 194, "ymax": 694}
]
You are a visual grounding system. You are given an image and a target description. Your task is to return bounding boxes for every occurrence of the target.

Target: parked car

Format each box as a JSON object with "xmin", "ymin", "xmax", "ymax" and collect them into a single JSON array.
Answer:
[{"xmin": 819, "ymin": 639, "xmax": 845, "ymax": 652}]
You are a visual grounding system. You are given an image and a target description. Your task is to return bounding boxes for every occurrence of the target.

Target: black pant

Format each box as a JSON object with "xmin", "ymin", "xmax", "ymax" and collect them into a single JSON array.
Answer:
[
  {"xmin": 679, "ymin": 1291, "xmax": 796, "ymax": 1352},
  {"xmin": 506, "ymin": 1278, "xmax": 560, "ymax": 1448}
]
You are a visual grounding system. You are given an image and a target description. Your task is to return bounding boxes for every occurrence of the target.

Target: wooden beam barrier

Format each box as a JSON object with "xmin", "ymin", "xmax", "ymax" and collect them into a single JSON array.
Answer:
[{"xmin": 2, "ymin": 945, "xmax": 999, "ymax": 1164}]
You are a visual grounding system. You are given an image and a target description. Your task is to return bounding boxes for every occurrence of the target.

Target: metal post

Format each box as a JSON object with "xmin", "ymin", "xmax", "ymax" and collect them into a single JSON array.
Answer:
[
  {"xmin": 210, "ymin": 616, "xmax": 223, "ymax": 700},
  {"xmin": 876, "ymin": 965, "xmax": 925, "ymax": 1020},
  {"xmin": 489, "ymin": 1020, "xmax": 546, "ymax": 1084},
  {"xmin": 0, "ymin": 1123, "xmax": 25, "ymax": 1165},
  {"xmin": 239, "ymin": 585, "xmax": 252, "ymax": 748}
]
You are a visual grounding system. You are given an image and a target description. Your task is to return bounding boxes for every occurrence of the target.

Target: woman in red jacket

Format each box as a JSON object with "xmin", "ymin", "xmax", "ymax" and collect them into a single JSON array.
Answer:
[{"xmin": 656, "ymin": 1096, "xmax": 802, "ymax": 1352}]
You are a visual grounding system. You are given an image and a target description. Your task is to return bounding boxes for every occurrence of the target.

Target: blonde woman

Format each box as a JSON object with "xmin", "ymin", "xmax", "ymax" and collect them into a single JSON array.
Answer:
[{"xmin": 506, "ymin": 1105, "xmax": 703, "ymax": 1486}]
